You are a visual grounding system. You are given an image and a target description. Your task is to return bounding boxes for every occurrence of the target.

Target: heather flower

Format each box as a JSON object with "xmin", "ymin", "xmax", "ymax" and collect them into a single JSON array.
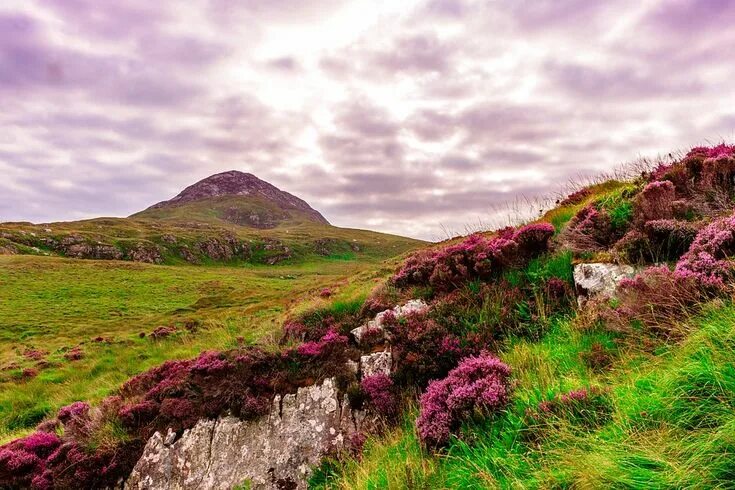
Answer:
[
  {"xmin": 393, "ymin": 225, "xmax": 553, "ymax": 293},
  {"xmin": 416, "ymin": 354, "xmax": 512, "ymax": 448},
  {"xmin": 360, "ymin": 374, "xmax": 398, "ymax": 417},
  {"xmin": 559, "ymin": 188, "xmax": 592, "ymax": 206},
  {"xmin": 319, "ymin": 287, "xmax": 332, "ymax": 298},
  {"xmin": 634, "ymin": 180, "xmax": 675, "ymax": 224},
  {"xmin": 150, "ymin": 325, "xmax": 176, "ymax": 339},
  {"xmin": 63, "ymin": 346, "xmax": 84, "ymax": 361},
  {"xmin": 118, "ymin": 400, "xmax": 159, "ymax": 430},
  {"xmin": 58, "ymin": 401, "xmax": 90, "ymax": 423},
  {"xmin": 687, "ymin": 143, "xmax": 735, "ymax": 159},
  {"xmin": 512, "ymin": 223, "xmax": 555, "ymax": 257},
  {"xmin": 348, "ymin": 432, "xmax": 367, "ymax": 458},
  {"xmin": 296, "ymin": 329, "xmax": 349, "ymax": 358},
  {"xmin": 675, "ymin": 213, "xmax": 735, "ymax": 289},
  {"xmin": 191, "ymin": 351, "xmax": 232, "ymax": 375},
  {"xmin": 562, "ymin": 204, "xmax": 614, "ymax": 252}
]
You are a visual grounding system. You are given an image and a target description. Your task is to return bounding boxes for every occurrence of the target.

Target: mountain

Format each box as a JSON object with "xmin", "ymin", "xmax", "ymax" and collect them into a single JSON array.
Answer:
[
  {"xmin": 132, "ymin": 171, "xmax": 329, "ymax": 228},
  {"xmin": 0, "ymin": 171, "xmax": 423, "ymax": 265}
]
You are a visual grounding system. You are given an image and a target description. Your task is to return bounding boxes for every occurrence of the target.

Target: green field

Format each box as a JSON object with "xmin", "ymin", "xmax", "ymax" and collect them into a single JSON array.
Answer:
[{"xmin": 0, "ymin": 251, "xmax": 408, "ymax": 442}]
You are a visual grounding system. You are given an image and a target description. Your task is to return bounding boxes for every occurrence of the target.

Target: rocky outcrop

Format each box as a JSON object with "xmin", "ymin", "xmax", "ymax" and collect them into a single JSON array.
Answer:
[
  {"xmin": 125, "ymin": 302, "xmax": 411, "ymax": 489},
  {"xmin": 125, "ymin": 377, "xmax": 372, "ymax": 490},
  {"xmin": 351, "ymin": 299, "xmax": 428, "ymax": 343},
  {"xmin": 573, "ymin": 262, "xmax": 637, "ymax": 303}
]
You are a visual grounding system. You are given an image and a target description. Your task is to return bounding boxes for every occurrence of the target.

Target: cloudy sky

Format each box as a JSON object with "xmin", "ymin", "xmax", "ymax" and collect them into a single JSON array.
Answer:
[{"xmin": 1, "ymin": 0, "xmax": 734, "ymax": 240}]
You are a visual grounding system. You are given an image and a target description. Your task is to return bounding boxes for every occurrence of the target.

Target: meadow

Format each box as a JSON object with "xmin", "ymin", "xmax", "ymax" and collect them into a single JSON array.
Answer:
[{"xmin": 0, "ymin": 252, "xmax": 404, "ymax": 442}]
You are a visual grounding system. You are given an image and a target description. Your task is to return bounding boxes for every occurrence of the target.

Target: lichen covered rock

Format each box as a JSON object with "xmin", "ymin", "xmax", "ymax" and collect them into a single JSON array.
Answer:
[{"xmin": 125, "ymin": 378, "xmax": 371, "ymax": 490}]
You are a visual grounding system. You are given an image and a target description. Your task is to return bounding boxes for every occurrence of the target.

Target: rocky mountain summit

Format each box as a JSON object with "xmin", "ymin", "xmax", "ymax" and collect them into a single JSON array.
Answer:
[{"xmin": 140, "ymin": 171, "xmax": 329, "ymax": 226}]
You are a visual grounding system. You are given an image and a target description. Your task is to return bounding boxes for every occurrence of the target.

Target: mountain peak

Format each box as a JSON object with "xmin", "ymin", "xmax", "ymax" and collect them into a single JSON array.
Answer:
[{"xmin": 136, "ymin": 170, "xmax": 329, "ymax": 227}]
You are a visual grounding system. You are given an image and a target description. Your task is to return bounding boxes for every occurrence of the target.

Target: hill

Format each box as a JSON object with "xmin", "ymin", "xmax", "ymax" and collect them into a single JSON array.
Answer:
[
  {"xmin": 133, "ymin": 170, "xmax": 329, "ymax": 227},
  {"xmin": 4, "ymin": 144, "xmax": 735, "ymax": 488},
  {"xmin": 0, "ymin": 171, "xmax": 422, "ymax": 266}
]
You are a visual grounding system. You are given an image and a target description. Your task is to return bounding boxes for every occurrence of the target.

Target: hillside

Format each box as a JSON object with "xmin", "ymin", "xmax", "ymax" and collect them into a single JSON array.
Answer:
[
  {"xmin": 3, "ymin": 144, "xmax": 735, "ymax": 489},
  {"xmin": 133, "ymin": 170, "xmax": 329, "ymax": 227},
  {"xmin": 0, "ymin": 171, "xmax": 422, "ymax": 266}
]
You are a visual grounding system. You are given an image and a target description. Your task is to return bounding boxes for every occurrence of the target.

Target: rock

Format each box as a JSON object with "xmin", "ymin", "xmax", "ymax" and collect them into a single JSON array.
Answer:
[
  {"xmin": 125, "ymin": 378, "xmax": 370, "ymax": 490},
  {"xmin": 126, "ymin": 243, "xmax": 163, "ymax": 264},
  {"xmin": 65, "ymin": 243, "xmax": 123, "ymax": 260},
  {"xmin": 573, "ymin": 263, "xmax": 636, "ymax": 303},
  {"xmin": 351, "ymin": 299, "xmax": 429, "ymax": 344},
  {"xmin": 360, "ymin": 351, "xmax": 391, "ymax": 377}
]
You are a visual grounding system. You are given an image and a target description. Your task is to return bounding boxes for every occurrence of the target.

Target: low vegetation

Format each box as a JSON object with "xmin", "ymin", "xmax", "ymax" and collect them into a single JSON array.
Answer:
[{"xmin": 3, "ymin": 144, "xmax": 735, "ymax": 488}]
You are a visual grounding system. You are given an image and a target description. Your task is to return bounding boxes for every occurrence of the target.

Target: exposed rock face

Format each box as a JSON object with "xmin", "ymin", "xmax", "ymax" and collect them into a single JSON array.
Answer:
[
  {"xmin": 360, "ymin": 351, "xmax": 391, "ymax": 377},
  {"xmin": 351, "ymin": 299, "xmax": 429, "ymax": 343},
  {"xmin": 125, "ymin": 378, "xmax": 372, "ymax": 490},
  {"xmin": 144, "ymin": 171, "xmax": 329, "ymax": 225},
  {"xmin": 573, "ymin": 262, "xmax": 637, "ymax": 303}
]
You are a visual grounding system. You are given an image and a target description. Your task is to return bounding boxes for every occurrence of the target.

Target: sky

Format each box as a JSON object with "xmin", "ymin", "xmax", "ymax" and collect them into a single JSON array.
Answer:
[{"xmin": 1, "ymin": 0, "xmax": 734, "ymax": 240}]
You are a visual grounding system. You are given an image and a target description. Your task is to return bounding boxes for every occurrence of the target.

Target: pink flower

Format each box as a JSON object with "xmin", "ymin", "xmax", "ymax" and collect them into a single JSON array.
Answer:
[
  {"xmin": 416, "ymin": 354, "xmax": 512, "ymax": 448},
  {"xmin": 360, "ymin": 374, "xmax": 398, "ymax": 417}
]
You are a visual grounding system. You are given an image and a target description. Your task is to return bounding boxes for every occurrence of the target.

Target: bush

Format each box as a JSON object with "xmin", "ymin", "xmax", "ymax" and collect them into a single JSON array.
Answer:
[
  {"xmin": 675, "ymin": 212, "xmax": 735, "ymax": 289},
  {"xmin": 561, "ymin": 205, "xmax": 614, "ymax": 253},
  {"xmin": 360, "ymin": 374, "xmax": 398, "ymax": 418},
  {"xmin": 651, "ymin": 144, "xmax": 735, "ymax": 206},
  {"xmin": 600, "ymin": 265, "xmax": 707, "ymax": 339},
  {"xmin": 386, "ymin": 312, "xmax": 476, "ymax": 388},
  {"xmin": 393, "ymin": 224, "xmax": 554, "ymax": 294},
  {"xmin": 615, "ymin": 219, "xmax": 699, "ymax": 264},
  {"xmin": 634, "ymin": 181, "xmax": 675, "ymax": 224},
  {"xmin": 416, "ymin": 354, "xmax": 512, "ymax": 448}
]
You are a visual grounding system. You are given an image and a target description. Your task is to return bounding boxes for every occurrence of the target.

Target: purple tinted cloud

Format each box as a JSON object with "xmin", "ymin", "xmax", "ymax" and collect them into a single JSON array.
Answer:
[{"xmin": 1, "ymin": 1, "xmax": 734, "ymax": 240}]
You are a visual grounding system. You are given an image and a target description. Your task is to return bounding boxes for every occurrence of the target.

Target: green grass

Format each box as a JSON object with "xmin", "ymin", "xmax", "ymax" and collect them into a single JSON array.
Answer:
[
  {"xmin": 315, "ymin": 302, "xmax": 735, "ymax": 489},
  {"xmin": 0, "ymin": 249, "xmax": 411, "ymax": 442}
]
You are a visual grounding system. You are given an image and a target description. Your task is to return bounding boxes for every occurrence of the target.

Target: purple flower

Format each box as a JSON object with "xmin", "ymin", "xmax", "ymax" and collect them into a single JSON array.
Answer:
[
  {"xmin": 416, "ymin": 354, "xmax": 512, "ymax": 448},
  {"xmin": 360, "ymin": 374, "xmax": 398, "ymax": 417},
  {"xmin": 675, "ymin": 212, "xmax": 735, "ymax": 289}
]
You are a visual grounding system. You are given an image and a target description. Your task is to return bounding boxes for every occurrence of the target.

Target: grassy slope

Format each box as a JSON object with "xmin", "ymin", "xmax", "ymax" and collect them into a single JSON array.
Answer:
[
  {"xmin": 0, "ymin": 235, "xmax": 417, "ymax": 442},
  {"xmin": 311, "ymin": 181, "xmax": 735, "ymax": 489},
  {"xmin": 0, "ymin": 213, "xmax": 421, "ymax": 265},
  {"xmin": 320, "ymin": 304, "xmax": 735, "ymax": 489}
]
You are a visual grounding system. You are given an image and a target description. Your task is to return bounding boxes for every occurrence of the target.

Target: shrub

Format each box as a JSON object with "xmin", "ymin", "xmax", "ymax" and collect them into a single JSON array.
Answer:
[
  {"xmin": 559, "ymin": 188, "xmax": 591, "ymax": 206},
  {"xmin": 63, "ymin": 346, "xmax": 84, "ymax": 361},
  {"xmin": 416, "ymin": 354, "xmax": 512, "ymax": 448},
  {"xmin": 512, "ymin": 223, "xmax": 555, "ymax": 258},
  {"xmin": 393, "ymin": 225, "xmax": 553, "ymax": 293},
  {"xmin": 360, "ymin": 374, "xmax": 398, "ymax": 418},
  {"xmin": 386, "ymin": 313, "xmax": 476, "ymax": 388},
  {"xmin": 651, "ymin": 144, "xmax": 735, "ymax": 205},
  {"xmin": 615, "ymin": 219, "xmax": 699, "ymax": 264},
  {"xmin": 634, "ymin": 180, "xmax": 675, "ymax": 224},
  {"xmin": 675, "ymin": 212, "xmax": 735, "ymax": 289},
  {"xmin": 600, "ymin": 265, "xmax": 707, "ymax": 339},
  {"xmin": 561, "ymin": 204, "xmax": 614, "ymax": 252},
  {"xmin": 150, "ymin": 325, "xmax": 176, "ymax": 339}
]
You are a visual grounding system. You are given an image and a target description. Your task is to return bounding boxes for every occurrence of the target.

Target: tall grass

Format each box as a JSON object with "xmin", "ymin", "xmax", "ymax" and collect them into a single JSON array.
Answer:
[{"xmin": 318, "ymin": 302, "xmax": 735, "ymax": 489}]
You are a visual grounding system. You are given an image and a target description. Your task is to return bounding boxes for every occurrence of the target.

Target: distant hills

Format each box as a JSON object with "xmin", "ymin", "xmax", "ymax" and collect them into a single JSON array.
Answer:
[
  {"xmin": 0, "ymin": 171, "xmax": 422, "ymax": 265},
  {"xmin": 133, "ymin": 171, "xmax": 329, "ymax": 228}
]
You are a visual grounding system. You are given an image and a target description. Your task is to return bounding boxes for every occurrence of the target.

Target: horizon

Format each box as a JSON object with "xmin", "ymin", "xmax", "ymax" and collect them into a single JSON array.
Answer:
[{"xmin": 2, "ymin": 0, "xmax": 735, "ymax": 240}]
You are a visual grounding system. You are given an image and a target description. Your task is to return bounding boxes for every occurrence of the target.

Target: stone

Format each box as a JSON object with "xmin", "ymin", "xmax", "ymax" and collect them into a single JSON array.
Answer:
[
  {"xmin": 573, "ymin": 262, "xmax": 636, "ymax": 303},
  {"xmin": 360, "ymin": 351, "xmax": 391, "ymax": 377},
  {"xmin": 351, "ymin": 299, "xmax": 428, "ymax": 345},
  {"xmin": 125, "ymin": 378, "xmax": 368, "ymax": 490}
]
